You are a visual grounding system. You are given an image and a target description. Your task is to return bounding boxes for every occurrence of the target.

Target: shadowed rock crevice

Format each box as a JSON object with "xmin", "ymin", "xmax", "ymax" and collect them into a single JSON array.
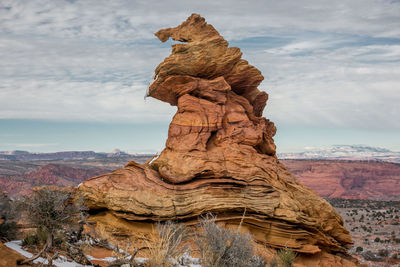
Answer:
[{"xmin": 78, "ymin": 14, "xmax": 353, "ymax": 259}]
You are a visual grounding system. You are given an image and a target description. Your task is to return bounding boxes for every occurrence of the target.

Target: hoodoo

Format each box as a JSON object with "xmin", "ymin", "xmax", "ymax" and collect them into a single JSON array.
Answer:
[{"xmin": 79, "ymin": 13, "xmax": 353, "ymax": 260}]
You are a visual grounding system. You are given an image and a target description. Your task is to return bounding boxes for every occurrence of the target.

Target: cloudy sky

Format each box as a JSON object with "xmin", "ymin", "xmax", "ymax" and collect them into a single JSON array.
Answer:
[{"xmin": 0, "ymin": 0, "xmax": 399, "ymax": 153}]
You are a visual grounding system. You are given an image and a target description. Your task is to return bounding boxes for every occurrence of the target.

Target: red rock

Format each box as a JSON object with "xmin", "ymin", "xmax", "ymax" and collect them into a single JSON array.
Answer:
[
  {"xmin": 78, "ymin": 14, "xmax": 353, "ymax": 259},
  {"xmin": 0, "ymin": 164, "xmax": 110, "ymax": 196},
  {"xmin": 150, "ymin": 14, "xmax": 267, "ymax": 116},
  {"xmin": 282, "ymin": 160, "xmax": 400, "ymax": 200}
]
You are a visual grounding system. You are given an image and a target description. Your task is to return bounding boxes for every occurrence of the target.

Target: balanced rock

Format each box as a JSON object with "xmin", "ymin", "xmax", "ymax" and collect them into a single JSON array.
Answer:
[{"xmin": 79, "ymin": 14, "xmax": 352, "ymax": 256}]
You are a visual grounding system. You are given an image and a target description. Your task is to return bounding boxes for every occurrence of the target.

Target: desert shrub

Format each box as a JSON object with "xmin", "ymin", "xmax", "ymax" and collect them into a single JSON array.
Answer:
[
  {"xmin": 277, "ymin": 249, "xmax": 297, "ymax": 267},
  {"xmin": 362, "ymin": 251, "xmax": 383, "ymax": 262},
  {"xmin": 374, "ymin": 237, "xmax": 381, "ymax": 242},
  {"xmin": 378, "ymin": 249, "xmax": 389, "ymax": 257},
  {"xmin": 53, "ymin": 230, "xmax": 69, "ymax": 250},
  {"xmin": 0, "ymin": 221, "xmax": 18, "ymax": 241},
  {"xmin": 195, "ymin": 214, "xmax": 265, "ymax": 267},
  {"xmin": 0, "ymin": 192, "xmax": 19, "ymax": 240},
  {"xmin": 356, "ymin": 246, "xmax": 363, "ymax": 253},
  {"xmin": 22, "ymin": 188, "xmax": 80, "ymax": 233},
  {"xmin": 22, "ymin": 227, "xmax": 47, "ymax": 247},
  {"xmin": 18, "ymin": 187, "xmax": 86, "ymax": 266},
  {"xmin": 22, "ymin": 233, "xmax": 40, "ymax": 247},
  {"xmin": 146, "ymin": 221, "xmax": 189, "ymax": 267}
]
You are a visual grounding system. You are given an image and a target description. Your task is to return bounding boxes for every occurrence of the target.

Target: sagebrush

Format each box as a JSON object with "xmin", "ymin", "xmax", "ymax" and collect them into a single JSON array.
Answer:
[
  {"xmin": 196, "ymin": 214, "xmax": 265, "ymax": 267},
  {"xmin": 146, "ymin": 221, "xmax": 189, "ymax": 267},
  {"xmin": 277, "ymin": 249, "xmax": 297, "ymax": 267}
]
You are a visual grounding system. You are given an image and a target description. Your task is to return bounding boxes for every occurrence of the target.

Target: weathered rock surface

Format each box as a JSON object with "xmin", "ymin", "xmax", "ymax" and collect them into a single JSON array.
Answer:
[
  {"xmin": 79, "ymin": 13, "xmax": 353, "ymax": 261},
  {"xmin": 0, "ymin": 242, "xmax": 30, "ymax": 267}
]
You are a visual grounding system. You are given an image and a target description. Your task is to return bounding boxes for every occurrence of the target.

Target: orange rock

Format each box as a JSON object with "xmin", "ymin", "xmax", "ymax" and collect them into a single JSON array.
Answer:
[
  {"xmin": 80, "ymin": 158, "xmax": 352, "ymax": 254},
  {"xmin": 150, "ymin": 14, "xmax": 267, "ymax": 116},
  {"xmin": 78, "ymin": 13, "xmax": 353, "ymax": 260},
  {"xmin": 0, "ymin": 242, "xmax": 30, "ymax": 267},
  {"xmin": 294, "ymin": 250, "xmax": 358, "ymax": 267}
]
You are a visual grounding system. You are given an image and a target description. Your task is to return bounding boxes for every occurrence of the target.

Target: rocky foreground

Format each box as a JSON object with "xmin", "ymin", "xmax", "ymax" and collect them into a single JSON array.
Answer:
[{"xmin": 76, "ymin": 14, "xmax": 357, "ymax": 266}]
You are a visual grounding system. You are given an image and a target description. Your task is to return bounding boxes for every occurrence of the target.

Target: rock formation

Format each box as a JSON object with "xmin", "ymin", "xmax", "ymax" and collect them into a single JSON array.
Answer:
[{"xmin": 79, "ymin": 14, "xmax": 353, "ymax": 258}]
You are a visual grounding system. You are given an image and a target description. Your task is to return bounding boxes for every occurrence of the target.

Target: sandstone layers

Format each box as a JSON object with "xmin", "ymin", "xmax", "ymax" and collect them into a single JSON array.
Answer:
[{"xmin": 79, "ymin": 14, "xmax": 352, "ymax": 256}]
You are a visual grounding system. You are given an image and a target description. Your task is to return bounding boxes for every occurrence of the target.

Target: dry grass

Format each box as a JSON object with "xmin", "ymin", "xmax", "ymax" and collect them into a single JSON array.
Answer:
[
  {"xmin": 145, "ymin": 221, "xmax": 189, "ymax": 267},
  {"xmin": 195, "ymin": 214, "xmax": 265, "ymax": 267},
  {"xmin": 277, "ymin": 249, "xmax": 297, "ymax": 267}
]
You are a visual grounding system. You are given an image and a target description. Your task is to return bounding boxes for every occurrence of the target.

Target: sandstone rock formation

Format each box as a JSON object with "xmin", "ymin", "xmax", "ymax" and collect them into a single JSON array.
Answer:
[{"xmin": 79, "ymin": 14, "xmax": 353, "ymax": 259}]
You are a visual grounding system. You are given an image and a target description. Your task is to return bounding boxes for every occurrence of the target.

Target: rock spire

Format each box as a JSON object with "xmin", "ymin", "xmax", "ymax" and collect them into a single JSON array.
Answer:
[{"xmin": 78, "ymin": 14, "xmax": 353, "ymax": 257}]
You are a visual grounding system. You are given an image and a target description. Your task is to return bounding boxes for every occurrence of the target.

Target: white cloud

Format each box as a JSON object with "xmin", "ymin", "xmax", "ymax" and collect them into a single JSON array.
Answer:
[
  {"xmin": 14, "ymin": 143, "xmax": 59, "ymax": 148},
  {"xmin": 1, "ymin": 0, "xmax": 399, "ymax": 41},
  {"xmin": 0, "ymin": 0, "xmax": 399, "ymax": 132},
  {"xmin": 258, "ymin": 42, "xmax": 400, "ymax": 129},
  {"xmin": 0, "ymin": 79, "xmax": 175, "ymax": 122}
]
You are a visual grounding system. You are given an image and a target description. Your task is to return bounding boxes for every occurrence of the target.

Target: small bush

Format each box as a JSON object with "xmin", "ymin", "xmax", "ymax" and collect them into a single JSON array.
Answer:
[
  {"xmin": 54, "ymin": 231, "xmax": 68, "ymax": 250},
  {"xmin": 377, "ymin": 249, "xmax": 389, "ymax": 257},
  {"xmin": 0, "ymin": 192, "xmax": 19, "ymax": 240},
  {"xmin": 146, "ymin": 221, "xmax": 189, "ymax": 267},
  {"xmin": 18, "ymin": 187, "xmax": 87, "ymax": 266},
  {"xmin": 0, "ymin": 221, "xmax": 18, "ymax": 240},
  {"xmin": 362, "ymin": 251, "xmax": 383, "ymax": 262},
  {"xmin": 22, "ymin": 233, "xmax": 40, "ymax": 247},
  {"xmin": 196, "ymin": 214, "xmax": 265, "ymax": 267},
  {"xmin": 22, "ymin": 228, "xmax": 47, "ymax": 247},
  {"xmin": 277, "ymin": 249, "xmax": 297, "ymax": 267},
  {"xmin": 356, "ymin": 246, "xmax": 363, "ymax": 253}
]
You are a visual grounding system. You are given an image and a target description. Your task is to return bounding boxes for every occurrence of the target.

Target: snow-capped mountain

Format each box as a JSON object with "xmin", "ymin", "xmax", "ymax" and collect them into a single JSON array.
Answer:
[{"xmin": 278, "ymin": 145, "xmax": 400, "ymax": 163}]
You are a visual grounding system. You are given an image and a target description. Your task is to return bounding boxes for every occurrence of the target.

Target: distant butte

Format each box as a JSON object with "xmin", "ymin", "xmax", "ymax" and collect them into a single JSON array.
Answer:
[{"xmin": 78, "ymin": 14, "xmax": 355, "ymax": 265}]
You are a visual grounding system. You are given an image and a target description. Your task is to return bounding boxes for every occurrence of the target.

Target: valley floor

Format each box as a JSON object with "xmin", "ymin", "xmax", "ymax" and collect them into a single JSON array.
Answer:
[{"xmin": 327, "ymin": 198, "xmax": 400, "ymax": 266}]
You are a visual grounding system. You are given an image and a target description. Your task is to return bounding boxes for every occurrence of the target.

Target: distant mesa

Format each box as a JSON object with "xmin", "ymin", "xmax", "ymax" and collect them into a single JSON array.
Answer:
[
  {"xmin": 0, "ymin": 164, "xmax": 112, "ymax": 197},
  {"xmin": 283, "ymin": 159, "xmax": 400, "ymax": 201},
  {"xmin": 78, "ymin": 14, "xmax": 354, "ymax": 264},
  {"xmin": 0, "ymin": 149, "xmax": 146, "ymax": 161},
  {"xmin": 0, "ymin": 150, "xmax": 30, "ymax": 156}
]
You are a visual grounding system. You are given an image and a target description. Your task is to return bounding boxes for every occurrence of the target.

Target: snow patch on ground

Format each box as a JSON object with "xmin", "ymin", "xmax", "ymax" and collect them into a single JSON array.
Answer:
[
  {"xmin": 86, "ymin": 254, "xmax": 115, "ymax": 262},
  {"xmin": 4, "ymin": 240, "xmax": 87, "ymax": 267},
  {"xmin": 5, "ymin": 240, "xmax": 202, "ymax": 267}
]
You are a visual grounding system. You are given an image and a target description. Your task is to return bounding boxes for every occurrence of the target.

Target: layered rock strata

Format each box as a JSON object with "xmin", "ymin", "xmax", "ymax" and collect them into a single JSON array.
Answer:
[{"xmin": 79, "ymin": 14, "xmax": 352, "ymax": 256}]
